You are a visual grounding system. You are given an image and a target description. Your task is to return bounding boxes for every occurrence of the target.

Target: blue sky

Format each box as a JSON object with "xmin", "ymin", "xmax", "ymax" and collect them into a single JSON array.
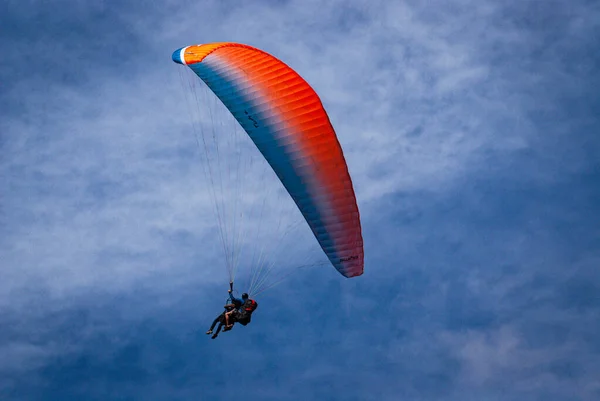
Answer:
[{"xmin": 1, "ymin": 0, "xmax": 599, "ymax": 400}]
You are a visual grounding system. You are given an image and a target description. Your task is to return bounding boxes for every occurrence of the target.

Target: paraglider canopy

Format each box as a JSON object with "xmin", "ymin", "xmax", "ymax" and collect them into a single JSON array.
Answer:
[{"xmin": 173, "ymin": 42, "xmax": 364, "ymax": 279}]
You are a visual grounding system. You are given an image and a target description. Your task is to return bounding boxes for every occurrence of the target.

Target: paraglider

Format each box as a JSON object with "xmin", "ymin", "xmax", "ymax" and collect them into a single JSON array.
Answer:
[
  {"xmin": 224, "ymin": 291, "xmax": 258, "ymax": 328},
  {"xmin": 172, "ymin": 42, "xmax": 363, "ymax": 335},
  {"xmin": 205, "ymin": 298, "xmax": 241, "ymax": 339},
  {"xmin": 205, "ymin": 285, "xmax": 258, "ymax": 339}
]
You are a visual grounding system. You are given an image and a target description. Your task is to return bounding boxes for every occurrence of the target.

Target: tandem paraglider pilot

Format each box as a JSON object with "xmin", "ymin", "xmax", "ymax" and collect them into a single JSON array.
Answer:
[{"xmin": 206, "ymin": 288, "xmax": 258, "ymax": 339}]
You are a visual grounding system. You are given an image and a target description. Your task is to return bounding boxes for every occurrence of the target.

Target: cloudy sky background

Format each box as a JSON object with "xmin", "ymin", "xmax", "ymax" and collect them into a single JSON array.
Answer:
[{"xmin": 1, "ymin": 0, "xmax": 599, "ymax": 400}]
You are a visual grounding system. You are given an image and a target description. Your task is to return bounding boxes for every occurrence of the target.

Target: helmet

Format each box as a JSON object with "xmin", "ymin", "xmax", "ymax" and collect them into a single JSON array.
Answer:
[{"xmin": 241, "ymin": 293, "xmax": 249, "ymax": 299}]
